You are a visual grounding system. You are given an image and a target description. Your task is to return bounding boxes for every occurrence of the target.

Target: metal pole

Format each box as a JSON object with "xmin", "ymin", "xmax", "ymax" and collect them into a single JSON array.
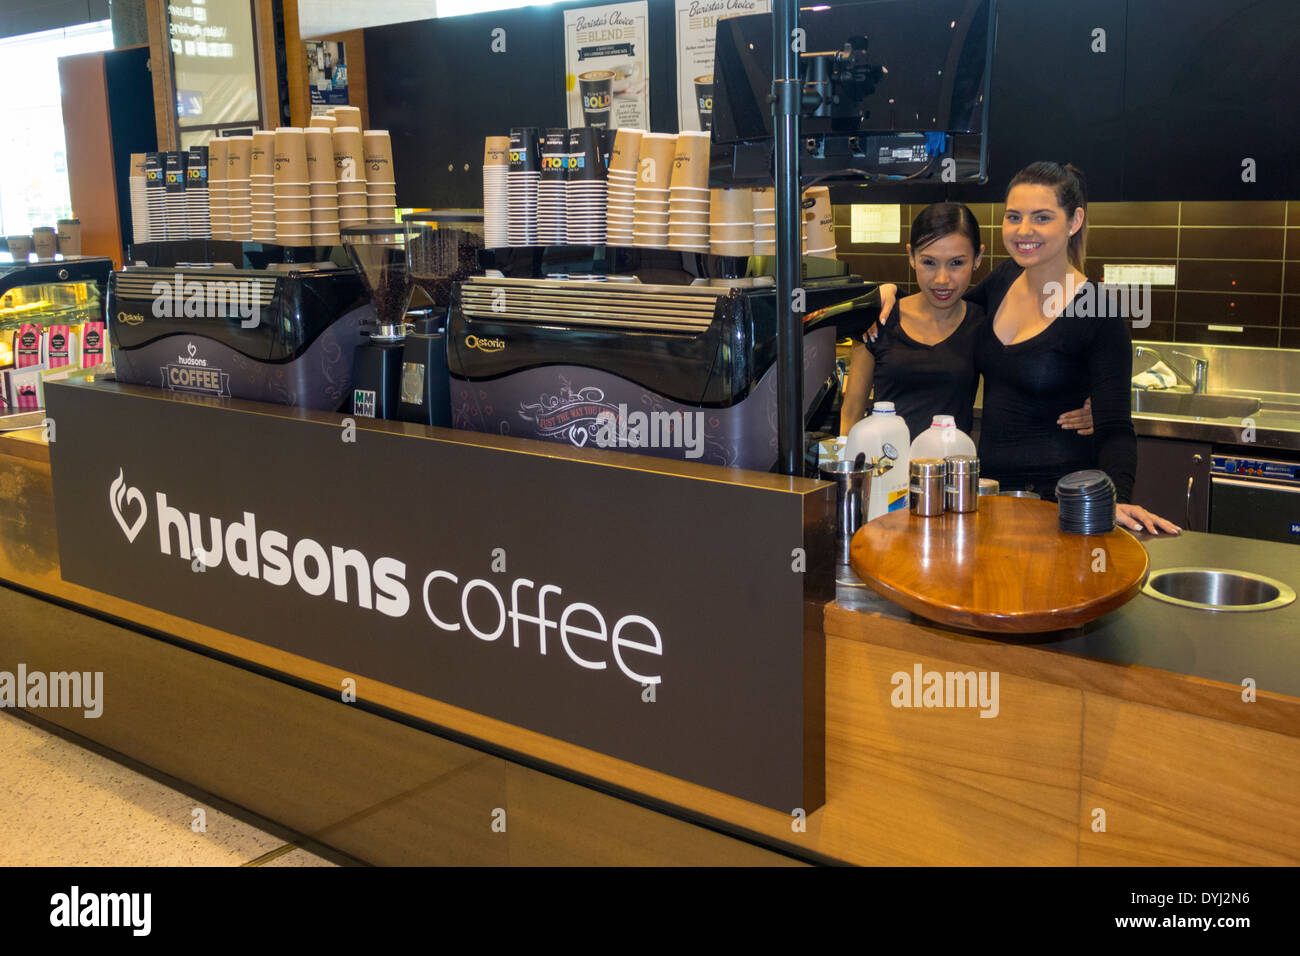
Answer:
[{"xmin": 773, "ymin": 0, "xmax": 802, "ymax": 476}]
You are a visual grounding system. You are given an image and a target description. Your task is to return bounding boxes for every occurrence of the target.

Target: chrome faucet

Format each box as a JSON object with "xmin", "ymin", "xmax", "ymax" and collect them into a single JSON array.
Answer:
[
  {"xmin": 1133, "ymin": 345, "xmax": 1210, "ymax": 394},
  {"xmin": 1171, "ymin": 350, "xmax": 1210, "ymax": 394}
]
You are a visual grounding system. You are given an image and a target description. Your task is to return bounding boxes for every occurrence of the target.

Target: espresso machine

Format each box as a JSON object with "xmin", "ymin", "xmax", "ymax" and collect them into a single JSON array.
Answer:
[
  {"xmin": 108, "ymin": 262, "xmax": 369, "ymax": 410},
  {"xmin": 446, "ymin": 250, "xmax": 874, "ymax": 472}
]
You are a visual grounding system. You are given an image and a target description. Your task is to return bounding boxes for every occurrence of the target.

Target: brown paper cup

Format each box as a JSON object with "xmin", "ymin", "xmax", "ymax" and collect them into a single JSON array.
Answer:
[
  {"xmin": 637, "ymin": 133, "xmax": 676, "ymax": 190},
  {"xmin": 226, "ymin": 135, "xmax": 253, "ymax": 180},
  {"xmin": 332, "ymin": 127, "xmax": 365, "ymax": 184},
  {"xmin": 362, "ymin": 130, "xmax": 395, "ymax": 184},
  {"xmin": 56, "ymin": 219, "xmax": 81, "ymax": 256},
  {"xmin": 131, "ymin": 152, "xmax": 149, "ymax": 178},
  {"xmin": 308, "ymin": 114, "xmax": 337, "ymax": 129},
  {"xmin": 332, "ymin": 106, "xmax": 362, "ymax": 128},
  {"xmin": 274, "ymin": 127, "xmax": 308, "ymax": 183},
  {"xmin": 484, "ymin": 136, "xmax": 510, "ymax": 167},
  {"xmin": 250, "ymin": 130, "xmax": 275, "ymax": 177},
  {"xmin": 711, "ymin": 187, "xmax": 754, "ymax": 224},
  {"xmin": 668, "ymin": 131, "xmax": 710, "ymax": 191},
  {"xmin": 31, "ymin": 228, "xmax": 56, "ymax": 259},
  {"xmin": 610, "ymin": 129, "xmax": 644, "ymax": 174},
  {"xmin": 305, "ymin": 128, "xmax": 335, "ymax": 182}
]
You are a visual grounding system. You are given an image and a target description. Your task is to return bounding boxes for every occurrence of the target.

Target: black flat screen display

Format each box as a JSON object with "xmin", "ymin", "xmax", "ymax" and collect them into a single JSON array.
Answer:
[{"xmin": 712, "ymin": 0, "xmax": 995, "ymax": 144}]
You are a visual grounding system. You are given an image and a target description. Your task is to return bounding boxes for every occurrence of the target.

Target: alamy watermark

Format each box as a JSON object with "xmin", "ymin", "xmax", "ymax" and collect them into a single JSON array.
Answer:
[
  {"xmin": 1045, "ymin": 276, "xmax": 1151, "ymax": 328},
  {"xmin": 0, "ymin": 664, "xmax": 103, "ymax": 718},
  {"xmin": 891, "ymin": 663, "xmax": 999, "ymax": 718},
  {"xmin": 593, "ymin": 406, "xmax": 706, "ymax": 459},
  {"xmin": 150, "ymin": 272, "xmax": 262, "ymax": 329}
]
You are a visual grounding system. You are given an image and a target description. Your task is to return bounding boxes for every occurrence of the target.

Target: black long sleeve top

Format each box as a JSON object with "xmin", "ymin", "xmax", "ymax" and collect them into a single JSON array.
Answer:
[{"xmin": 965, "ymin": 260, "xmax": 1138, "ymax": 503}]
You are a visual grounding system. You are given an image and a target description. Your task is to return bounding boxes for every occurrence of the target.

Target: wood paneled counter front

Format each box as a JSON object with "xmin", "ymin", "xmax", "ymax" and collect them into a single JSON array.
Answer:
[{"xmin": 2, "ymin": 424, "xmax": 1297, "ymax": 866}]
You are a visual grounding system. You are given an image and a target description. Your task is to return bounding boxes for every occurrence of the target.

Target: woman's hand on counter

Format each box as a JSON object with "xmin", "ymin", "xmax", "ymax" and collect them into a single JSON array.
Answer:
[
  {"xmin": 1058, "ymin": 397, "xmax": 1094, "ymax": 436},
  {"xmin": 1117, "ymin": 503, "xmax": 1182, "ymax": 535},
  {"xmin": 863, "ymin": 283, "xmax": 899, "ymax": 343}
]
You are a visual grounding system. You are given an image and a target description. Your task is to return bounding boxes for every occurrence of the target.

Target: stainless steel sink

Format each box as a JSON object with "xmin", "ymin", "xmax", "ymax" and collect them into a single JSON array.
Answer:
[
  {"xmin": 1142, "ymin": 568, "xmax": 1296, "ymax": 612},
  {"xmin": 1131, "ymin": 389, "xmax": 1261, "ymax": 418}
]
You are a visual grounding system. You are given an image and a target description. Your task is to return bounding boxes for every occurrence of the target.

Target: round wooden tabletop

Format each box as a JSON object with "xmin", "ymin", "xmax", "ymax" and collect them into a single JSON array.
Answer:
[{"xmin": 849, "ymin": 496, "xmax": 1150, "ymax": 634}]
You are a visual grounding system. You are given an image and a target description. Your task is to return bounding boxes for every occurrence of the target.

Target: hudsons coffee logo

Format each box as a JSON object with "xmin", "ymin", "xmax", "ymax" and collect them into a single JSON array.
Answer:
[
  {"xmin": 160, "ymin": 342, "xmax": 230, "ymax": 397},
  {"xmin": 465, "ymin": 334, "xmax": 505, "ymax": 353},
  {"xmin": 103, "ymin": 470, "xmax": 665, "ymax": 685}
]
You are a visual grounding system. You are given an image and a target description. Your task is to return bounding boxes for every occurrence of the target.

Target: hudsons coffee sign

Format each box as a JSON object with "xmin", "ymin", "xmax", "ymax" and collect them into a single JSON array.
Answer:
[
  {"xmin": 107, "ymin": 469, "xmax": 664, "ymax": 685},
  {"xmin": 48, "ymin": 382, "xmax": 823, "ymax": 811}
]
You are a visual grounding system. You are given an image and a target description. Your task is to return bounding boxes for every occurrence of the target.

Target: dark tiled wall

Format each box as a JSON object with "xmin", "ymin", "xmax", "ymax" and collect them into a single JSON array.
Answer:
[{"xmin": 833, "ymin": 201, "xmax": 1300, "ymax": 349}]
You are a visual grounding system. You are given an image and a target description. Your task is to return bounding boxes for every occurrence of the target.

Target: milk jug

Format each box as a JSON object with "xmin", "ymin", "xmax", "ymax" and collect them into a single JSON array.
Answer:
[
  {"xmin": 910, "ymin": 414, "xmax": 977, "ymax": 460},
  {"xmin": 846, "ymin": 401, "xmax": 911, "ymax": 520}
]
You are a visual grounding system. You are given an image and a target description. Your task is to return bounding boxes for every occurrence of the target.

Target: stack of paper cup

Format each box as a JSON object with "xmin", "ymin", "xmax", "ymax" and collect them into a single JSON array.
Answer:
[
  {"xmin": 507, "ymin": 126, "xmax": 540, "ymax": 247},
  {"xmin": 483, "ymin": 136, "xmax": 509, "ymax": 248},
  {"xmin": 710, "ymin": 187, "xmax": 755, "ymax": 258},
  {"xmin": 668, "ymin": 131, "xmax": 710, "ymax": 253},
  {"xmin": 225, "ymin": 136, "xmax": 253, "ymax": 241},
  {"xmin": 145, "ymin": 152, "xmax": 167, "ymax": 240},
  {"xmin": 333, "ymin": 126, "xmax": 367, "ymax": 230},
  {"xmin": 186, "ymin": 146, "xmax": 210, "ymax": 238},
  {"xmin": 207, "ymin": 142, "xmax": 227, "ymax": 240},
  {"xmin": 566, "ymin": 127, "xmax": 607, "ymax": 245},
  {"xmin": 537, "ymin": 128, "xmax": 568, "ymax": 246},
  {"xmin": 164, "ymin": 151, "xmax": 188, "ymax": 240},
  {"xmin": 130, "ymin": 152, "xmax": 151, "ymax": 244},
  {"xmin": 274, "ymin": 127, "xmax": 311, "ymax": 246},
  {"xmin": 363, "ymin": 130, "xmax": 396, "ymax": 223},
  {"xmin": 633, "ymin": 132, "xmax": 675, "ymax": 248},
  {"xmin": 802, "ymin": 185, "xmax": 836, "ymax": 258},
  {"xmin": 308, "ymin": 113, "xmax": 337, "ymax": 130},
  {"xmin": 752, "ymin": 187, "xmax": 775, "ymax": 255},
  {"xmin": 306, "ymin": 127, "xmax": 339, "ymax": 245},
  {"xmin": 605, "ymin": 128, "xmax": 641, "ymax": 246},
  {"xmin": 249, "ymin": 131, "xmax": 276, "ymax": 242}
]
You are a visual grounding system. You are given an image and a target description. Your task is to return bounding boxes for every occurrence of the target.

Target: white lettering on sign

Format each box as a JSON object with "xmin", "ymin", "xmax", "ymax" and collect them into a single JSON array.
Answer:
[{"xmin": 107, "ymin": 470, "xmax": 665, "ymax": 686}]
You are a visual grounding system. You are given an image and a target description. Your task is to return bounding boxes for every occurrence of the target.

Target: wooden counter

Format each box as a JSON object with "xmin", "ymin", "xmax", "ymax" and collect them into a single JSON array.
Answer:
[{"xmin": 3, "ymin": 428, "xmax": 1298, "ymax": 865}]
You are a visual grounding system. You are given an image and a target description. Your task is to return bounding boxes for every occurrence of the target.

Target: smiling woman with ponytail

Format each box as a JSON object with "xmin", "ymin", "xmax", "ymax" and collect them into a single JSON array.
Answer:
[{"xmin": 870, "ymin": 161, "xmax": 1179, "ymax": 534}]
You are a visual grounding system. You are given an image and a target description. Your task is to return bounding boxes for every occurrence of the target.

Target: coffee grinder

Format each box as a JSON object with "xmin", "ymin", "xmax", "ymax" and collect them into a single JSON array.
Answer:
[
  {"xmin": 342, "ymin": 225, "xmax": 410, "ymax": 419},
  {"xmin": 398, "ymin": 211, "xmax": 485, "ymax": 426}
]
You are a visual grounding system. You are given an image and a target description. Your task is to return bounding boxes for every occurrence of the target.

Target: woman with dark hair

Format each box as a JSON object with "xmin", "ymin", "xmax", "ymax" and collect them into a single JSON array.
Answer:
[
  {"xmin": 871, "ymin": 162, "xmax": 1178, "ymax": 534},
  {"xmin": 839, "ymin": 200, "xmax": 1093, "ymax": 439}
]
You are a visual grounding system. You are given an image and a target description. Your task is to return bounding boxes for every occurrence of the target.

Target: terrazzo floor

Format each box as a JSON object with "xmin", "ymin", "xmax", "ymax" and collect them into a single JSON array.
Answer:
[{"xmin": 0, "ymin": 710, "xmax": 339, "ymax": 866}]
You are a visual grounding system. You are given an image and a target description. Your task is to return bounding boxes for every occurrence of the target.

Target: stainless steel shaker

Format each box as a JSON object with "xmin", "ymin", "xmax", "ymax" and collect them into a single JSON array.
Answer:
[
  {"xmin": 944, "ymin": 454, "xmax": 980, "ymax": 513},
  {"xmin": 909, "ymin": 458, "xmax": 946, "ymax": 517}
]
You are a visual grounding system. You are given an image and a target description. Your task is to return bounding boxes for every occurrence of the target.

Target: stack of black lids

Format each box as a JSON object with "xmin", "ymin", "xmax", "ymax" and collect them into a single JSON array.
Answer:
[{"xmin": 1055, "ymin": 469, "xmax": 1116, "ymax": 534}]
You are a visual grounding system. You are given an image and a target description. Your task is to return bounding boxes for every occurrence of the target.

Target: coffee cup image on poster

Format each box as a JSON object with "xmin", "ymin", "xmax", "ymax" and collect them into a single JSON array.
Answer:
[
  {"xmin": 565, "ymin": 2, "xmax": 650, "ymax": 131},
  {"xmin": 674, "ymin": 0, "xmax": 771, "ymax": 132}
]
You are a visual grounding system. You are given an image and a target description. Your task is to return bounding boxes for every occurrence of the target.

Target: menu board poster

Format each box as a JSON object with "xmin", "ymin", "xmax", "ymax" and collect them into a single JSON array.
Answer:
[
  {"xmin": 307, "ymin": 40, "xmax": 348, "ymax": 116},
  {"xmin": 675, "ymin": 0, "xmax": 771, "ymax": 132},
  {"xmin": 564, "ymin": 2, "xmax": 650, "ymax": 131}
]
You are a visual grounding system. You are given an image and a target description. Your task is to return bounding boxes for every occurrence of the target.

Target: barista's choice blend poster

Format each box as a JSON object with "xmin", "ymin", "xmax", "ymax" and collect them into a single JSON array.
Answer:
[
  {"xmin": 675, "ymin": 0, "xmax": 770, "ymax": 132},
  {"xmin": 564, "ymin": 2, "xmax": 650, "ymax": 131}
]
